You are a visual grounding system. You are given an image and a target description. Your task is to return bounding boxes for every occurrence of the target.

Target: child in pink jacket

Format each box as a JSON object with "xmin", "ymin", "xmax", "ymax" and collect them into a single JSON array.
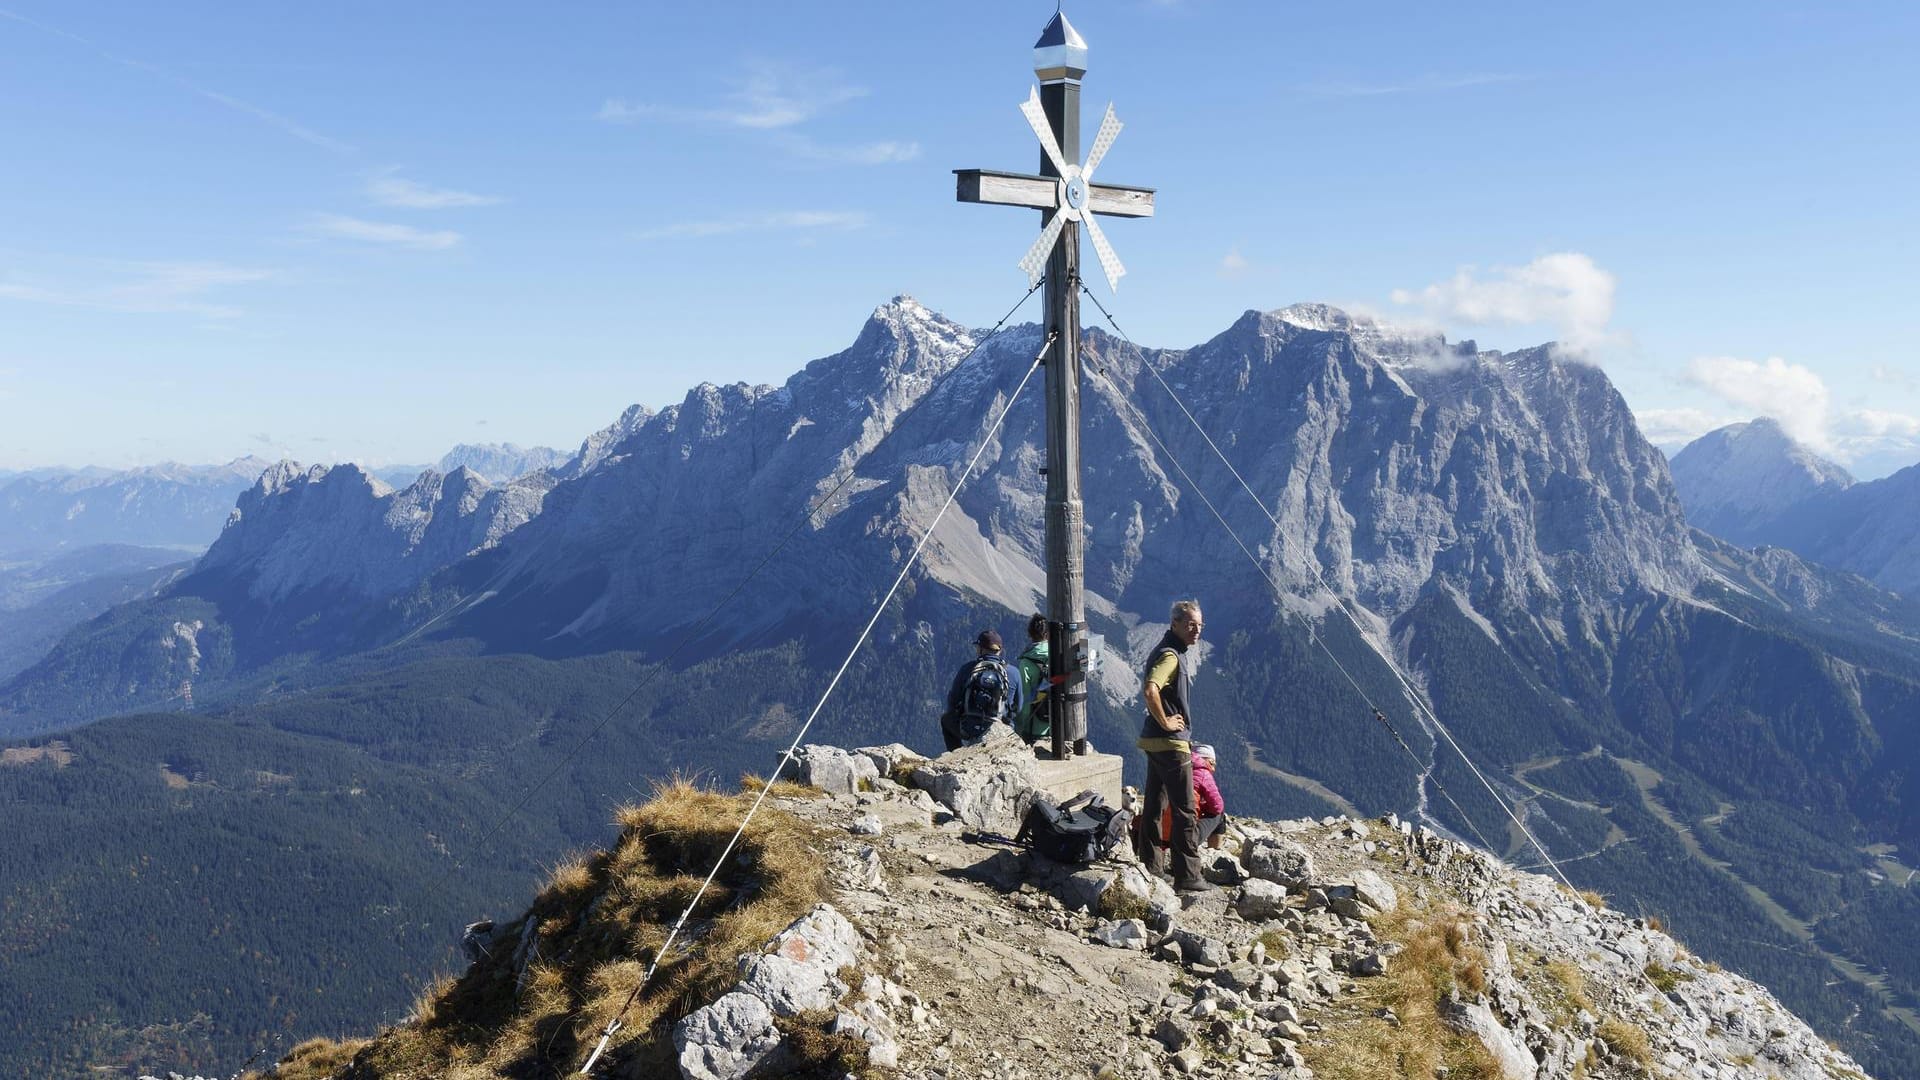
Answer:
[{"xmin": 1192, "ymin": 744, "xmax": 1227, "ymax": 849}]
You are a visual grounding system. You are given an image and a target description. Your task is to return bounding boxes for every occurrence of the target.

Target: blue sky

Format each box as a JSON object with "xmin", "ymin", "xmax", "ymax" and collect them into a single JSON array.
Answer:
[{"xmin": 2, "ymin": 1, "xmax": 1916, "ymax": 476}]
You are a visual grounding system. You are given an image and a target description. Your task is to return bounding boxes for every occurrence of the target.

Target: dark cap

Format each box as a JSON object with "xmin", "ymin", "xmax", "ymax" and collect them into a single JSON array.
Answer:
[{"xmin": 975, "ymin": 629, "xmax": 1003, "ymax": 650}]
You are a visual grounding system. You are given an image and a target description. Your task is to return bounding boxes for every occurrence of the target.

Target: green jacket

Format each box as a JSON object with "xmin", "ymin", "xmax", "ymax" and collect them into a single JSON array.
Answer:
[{"xmin": 1013, "ymin": 641, "xmax": 1050, "ymax": 742}]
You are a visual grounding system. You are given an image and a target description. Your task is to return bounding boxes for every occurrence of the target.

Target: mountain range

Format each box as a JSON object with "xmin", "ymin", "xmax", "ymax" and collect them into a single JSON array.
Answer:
[
  {"xmin": 1672, "ymin": 417, "xmax": 1920, "ymax": 595},
  {"xmin": 5, "ymin": 298, "xmax": 1920, "ymax": 1077}
]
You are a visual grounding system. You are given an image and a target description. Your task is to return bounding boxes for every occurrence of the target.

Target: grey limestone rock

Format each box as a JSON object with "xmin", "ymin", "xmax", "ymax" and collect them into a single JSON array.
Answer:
[
  {"xmin": 782, "ymin": 744, "xmax": 879, "ymax": 796},
  {"xmin": 674, "ymin": 990, "xmax": 784, "ymax": 1080},
  {"xmin": 1246, "ymin": 838, "xmax": 1316, "ymax": 890},
  {"xmin": 906, "ymin": 731, "xmax": 1040, "ymax": 835},
  {"xmin": 1236, "ymin": 878, "xmax": 1289, "ymax": 922}
]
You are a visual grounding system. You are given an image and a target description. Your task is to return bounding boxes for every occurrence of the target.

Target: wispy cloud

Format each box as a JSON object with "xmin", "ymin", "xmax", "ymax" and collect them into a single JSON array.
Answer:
[
  {"xmin": 1306, "ymin": 73, "xmax": 1533, "ymax": 99},
  {"xmin": 365, "ymin": 169, "xmax": 504, "ymax": 209},
  {"xmin": 775, "ymin": 133, "xmax": 921, "ymax": 165},
  {"xmin": 1217, "ymin": 247, "xmax": 1252, "ymax": 280},
  {"xmin": 0, "ymin": 7, "xmax": 355, "ymax": 154},
  {"xmin": 1391, "ymin": 252, "xmax": 1618, "ymax": 356},
  {"xmin": 635, "ymin": 210, "xmax": 868, "ymax": 241},
  {"xmin": 600, "ymin": 62, "xmax": 912, "ymax": 167},
  {"xmin": 0, "ymin": 261, "xmax": 272, "ymax": 318},
  {"xmin": 600, "ymin": 63, "xmax": 866, "ymax": 130},
  {"xmin": 306, "ymin": 214, "xmax": 462, "ymax": 251}
]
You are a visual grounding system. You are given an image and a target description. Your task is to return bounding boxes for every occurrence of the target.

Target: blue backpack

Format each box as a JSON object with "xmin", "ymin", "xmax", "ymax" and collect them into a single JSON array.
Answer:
[{"xmin": 957, "ymin": 657, "xmax": 1012, "ymax": 739}]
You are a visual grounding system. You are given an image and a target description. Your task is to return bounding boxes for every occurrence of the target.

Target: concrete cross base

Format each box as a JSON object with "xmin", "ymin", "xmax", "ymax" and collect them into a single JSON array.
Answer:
[{"xmin": 1030, "ymin": 748, "xmax": 1125, "ymax": 808}]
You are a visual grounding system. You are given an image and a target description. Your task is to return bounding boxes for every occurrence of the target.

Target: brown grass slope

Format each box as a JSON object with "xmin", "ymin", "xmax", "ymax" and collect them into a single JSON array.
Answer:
[{"xmin": 259, "ymin": 777, "xmax": 833, "ymax": 1080}]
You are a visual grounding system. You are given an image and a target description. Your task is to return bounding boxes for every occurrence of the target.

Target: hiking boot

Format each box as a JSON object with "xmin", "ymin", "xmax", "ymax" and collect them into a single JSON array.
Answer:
[{"xmin": 1174, "ymin": 878, "xmax": 1219, "ymax": 895}]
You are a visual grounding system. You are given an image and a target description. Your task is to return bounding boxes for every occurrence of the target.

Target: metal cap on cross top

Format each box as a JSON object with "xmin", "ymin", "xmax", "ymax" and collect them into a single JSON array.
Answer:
[
  {"xmin": 954, "ymin": 9, "xmax": 1156, "ymax": 761},
  {"xmin": 1033, "ymin": 11, "xmax": 1088, "ymax": 83}
]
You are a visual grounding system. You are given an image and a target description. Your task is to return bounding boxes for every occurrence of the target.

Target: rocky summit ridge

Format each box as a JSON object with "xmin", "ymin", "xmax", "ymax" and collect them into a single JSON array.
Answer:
[{"xmin": 247, "ymin": 735, "xmax": 1871, "ymax": 1080}]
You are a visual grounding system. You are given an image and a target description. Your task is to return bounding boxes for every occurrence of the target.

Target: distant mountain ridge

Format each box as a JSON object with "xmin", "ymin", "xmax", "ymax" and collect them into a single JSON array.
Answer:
[
  {"xmin": 1673, "ymin": 419, "xmax": 1920, "ymax": 596},
  {"xmin": 1670, "ymin": 418, "xmax": 1854, "ymax": 544},
  {"xmin": 0, "ymin": 457, "xmax": 274, "ymax": 556},
  {"xmin": 435, "ymin": 442, "xmax": 566, "ymax": 483}
]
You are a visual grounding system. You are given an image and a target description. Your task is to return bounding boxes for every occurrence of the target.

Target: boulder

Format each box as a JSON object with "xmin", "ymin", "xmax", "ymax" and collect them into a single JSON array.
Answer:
[
  {"xmin": 1246, "ymin": 838, "xmax": 1316, "ymax": 890},
  {"xmin": 782, "ymin": 744, "xmax": 879, "ymax": 795},
  {"xmin": 1349, "ymin": 868, "xmax": 1399, "ymax": 913},
  {"xmin": 833, "ymin": 999, "xmax": 902, "ymax": 1069},
  {"xmin": 1442, "ymin": 996, "xmax": 1538, "ymax": 1080},
  {"xmin": 735, "ymin": 904, "xmax": 863, "ymax": 1016},
  {"xmin": 853, "ymin": 743, "xmax": 924, "ymax": 778},
  {"xmin": 1236, "ymin": 878, "xmax": 1289, "ymax": 922},
  {"xmin": 1169, "ymin": 929, "xmax": 1233, "ymax": 968},
  {"xmin": 907, "ymin": 731, "xmax": 1041, "ymax": 834},
  {"xmin": 674, "ymin": 991, "xmax": 784, "ymax": 1080},
  {"xmin": 1093, "ymin": 918, "xmax": 1151, "ymax": 950},
  {"xmin": 1201, "ymin": 851, "xmax": 1248, "ymax": 885}
]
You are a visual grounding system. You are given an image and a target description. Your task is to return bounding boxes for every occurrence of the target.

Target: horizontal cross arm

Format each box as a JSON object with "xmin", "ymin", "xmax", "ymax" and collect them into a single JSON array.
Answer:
[{"xmin": 954, "ymin": 169, "xmax": 1156, "ymax": 218}]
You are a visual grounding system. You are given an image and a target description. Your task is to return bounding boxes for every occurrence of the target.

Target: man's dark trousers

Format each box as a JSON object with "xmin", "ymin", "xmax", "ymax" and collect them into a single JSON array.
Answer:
[{"xmin": 1139, "ymin": 746, "xmax": 1204, "ymax": 886}]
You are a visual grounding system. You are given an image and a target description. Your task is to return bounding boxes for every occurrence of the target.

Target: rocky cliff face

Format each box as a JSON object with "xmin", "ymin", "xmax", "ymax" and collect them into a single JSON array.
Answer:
[
  {"xmin": 198, "ymin": 462, "xmax": 552, "ymax": 602},
  {"xmin": 1669, "ymin": 419, "xmax": 1853, "ymax": 546},
  {"xmin": 257, "ymin": 738, "xmax": 1872, "ymax": 1080}
]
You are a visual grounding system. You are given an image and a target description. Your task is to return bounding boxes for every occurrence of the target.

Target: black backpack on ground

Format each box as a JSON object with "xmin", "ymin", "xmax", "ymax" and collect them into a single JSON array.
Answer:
[
  {"xmin": 955, "ymin": 656, "xmax": 1011, "ymax": 740},
  {"xmin": 1014, "ymin": 791, "xmax": 1133, "ymax": 865}
]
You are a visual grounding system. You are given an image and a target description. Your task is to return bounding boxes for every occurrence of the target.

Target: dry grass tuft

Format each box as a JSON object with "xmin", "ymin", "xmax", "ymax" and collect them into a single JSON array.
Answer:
[
  {"xmin": 1644, "ymin": 961, "xmax": 1694, "ymax": 994},
  {"xmin": 777, "ymin": 1010, "xmax": 884, "ymax": 1077},
  {"xmin": 1599, "ymin": 1017, "xmax": 1655, "ymax": 1072},
  {"xmin": 272, "ymin": 1037, "xmax": 367, "ymax": 1078},
  {"xmin": 249, "ymin": 774, "xmax": 831, "ymax": 1080},
  {"xmin": 1544, "ymin": 960, "xmax": 1593, "ymax": 1017},
  {"xmin": 1302, "ymin": 903, "xmax": 1503, "ymax": 1080},
  {"xmin": 740, "ymin": 772, "xmax": 829, "ymax": 799}
]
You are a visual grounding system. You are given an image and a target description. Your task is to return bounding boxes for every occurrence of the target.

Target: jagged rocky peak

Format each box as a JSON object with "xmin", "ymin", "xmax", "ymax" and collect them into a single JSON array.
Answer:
[
  {"xmin": 201, "ymin": 459, "xmax": 549, "ymax": 601},
  {"xmin": 436, "ymin": 442, "xmax": 566, "ymax": 483},
  {"xmin": 562, "ymin": 403, "xmax": 655, "ymax": 478},
  {"xmin": 1669, "ymin": 418, "xmax": 1854, "ymax": 546}
]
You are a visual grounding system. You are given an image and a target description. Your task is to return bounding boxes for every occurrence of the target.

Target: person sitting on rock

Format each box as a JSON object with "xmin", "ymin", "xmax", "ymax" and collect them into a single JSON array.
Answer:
[
  {"xmin": 1153, "ymin": 744, "xmax": 1228, "ymax": 853},
  {"xmin": 1192, "ymin": 744, "xmax": 1227, "ymax": 850},
  {"xmin": 1012, "ymin": 613, "xmax": 1051, "ymax": 746},
  {"xmin": 939, "ymin": 629, "xmax": 1022, "ymax": 751}
]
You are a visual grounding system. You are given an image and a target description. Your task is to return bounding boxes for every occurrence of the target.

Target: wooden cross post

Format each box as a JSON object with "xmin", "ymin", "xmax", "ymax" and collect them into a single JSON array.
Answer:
[{"xmin": 955, "ymin": 11, "xmax": 1154, "ymax": 760}]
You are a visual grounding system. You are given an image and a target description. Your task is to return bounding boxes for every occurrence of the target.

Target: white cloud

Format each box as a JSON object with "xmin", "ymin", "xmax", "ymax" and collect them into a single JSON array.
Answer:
[
  {"xmin": 1634, "ymin": 406, "xmax": 1736, "ymax": 448},
  {"xmin": 1218, "ymin": 248, "xmax": 1251, "ymax": 280},
  {"xmin": 1687, "ymin": 355, "xmax": 1831, "ymax": 450},
  {"xmin": 365, "ymin": 170, "xmax": 503, "ymax": 209},
  {"xmin": 1390, "ymin": 252, "xmax": 1617, "ymax": 355},
  {"xmin": 635, "ymin": 210, "xmax": 868, "ymax": 241},
  {"xmin": 1838, "ymin": 410, "xmax": 1920, "ymax": 438},
  {"xmin": 307, "ymin": 214, "xmax": 462, "ymax": 251},
  {"xmin": 600, "ymin": 63, "xmax": 866, "ymax": 130},
  {"xmin": 1676, "ymin": 355, "xmax": 1920, "ymax": 467},
  {"xmin": 0, "ymin": 261, "xmax": 272, "ymax": 318}
]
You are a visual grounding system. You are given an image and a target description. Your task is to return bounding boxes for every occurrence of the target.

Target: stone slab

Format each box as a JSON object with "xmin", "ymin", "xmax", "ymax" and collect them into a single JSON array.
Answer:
[{"xmin": 1031, "ymin": 749, "xmax": 1124, "ymax": 808}]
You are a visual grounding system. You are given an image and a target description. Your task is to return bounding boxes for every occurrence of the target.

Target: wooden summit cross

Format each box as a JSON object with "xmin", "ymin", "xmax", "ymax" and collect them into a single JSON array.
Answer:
[{"xmin": 956, "ymin": 10, "xmax": 1154, "ymax": 761}]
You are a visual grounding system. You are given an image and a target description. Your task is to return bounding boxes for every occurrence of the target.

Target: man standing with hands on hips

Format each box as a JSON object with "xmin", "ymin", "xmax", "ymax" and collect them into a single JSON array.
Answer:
[{"xmin": 1135, "ymin": 599, "xmax": 1215, "ymax": 894}]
